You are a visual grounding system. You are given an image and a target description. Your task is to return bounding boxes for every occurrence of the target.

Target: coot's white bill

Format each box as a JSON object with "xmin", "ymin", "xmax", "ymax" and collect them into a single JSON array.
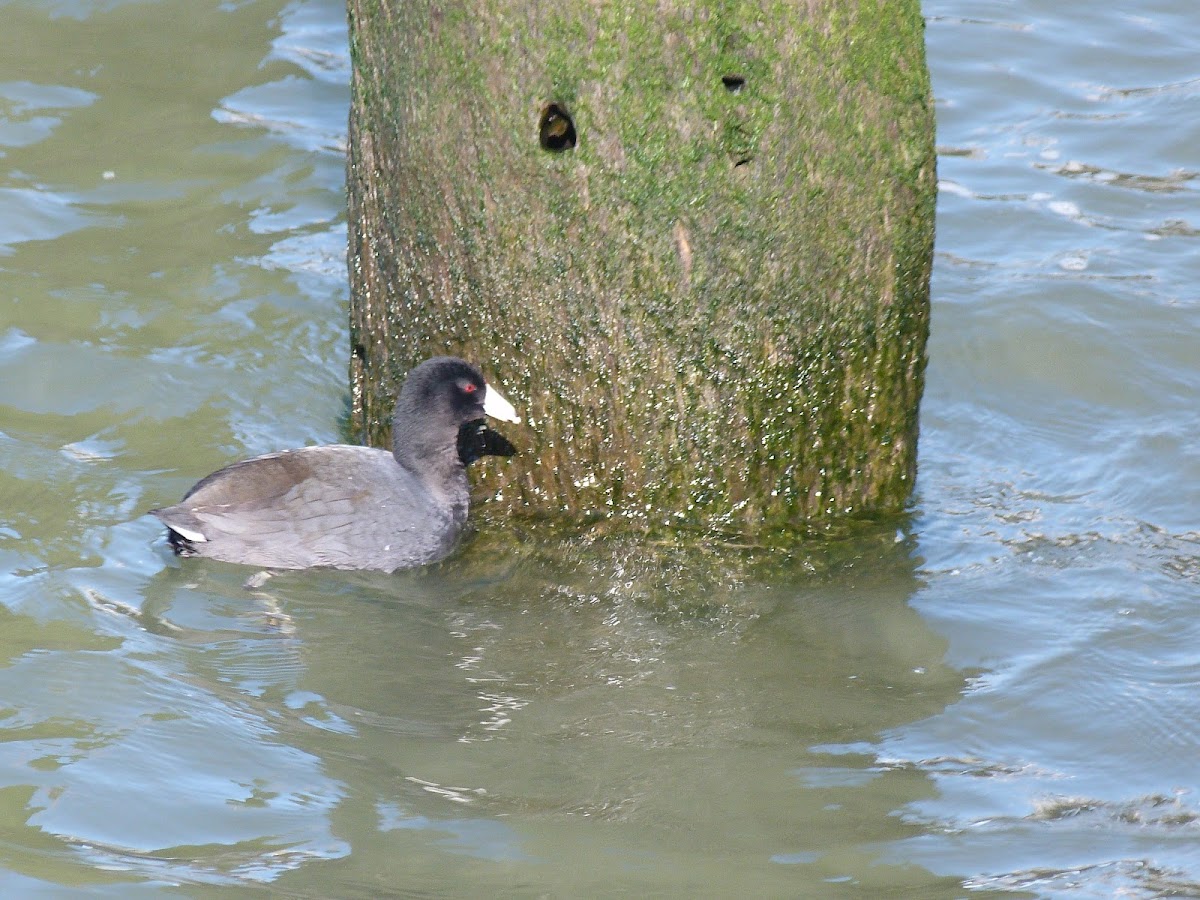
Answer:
[{"xmin": 484, "ymin": 383, "xmax": 521, "ymax": 424}]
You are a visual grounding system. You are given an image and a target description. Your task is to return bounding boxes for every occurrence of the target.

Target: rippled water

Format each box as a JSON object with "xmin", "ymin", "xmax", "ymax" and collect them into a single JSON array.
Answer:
[
  {"xmin": 0, "ymin": 0, "xmax": 1197, "ymax": 895},
  {"xmin": 903, "ymin": 3, "xmax": 1200, "ymax": 895}
]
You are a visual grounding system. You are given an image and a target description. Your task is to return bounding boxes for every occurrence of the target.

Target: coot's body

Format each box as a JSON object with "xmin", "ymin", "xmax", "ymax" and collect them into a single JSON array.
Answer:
[{"xmin": 150, "ymin": 357, "xmax": 519, "ymax": 573}]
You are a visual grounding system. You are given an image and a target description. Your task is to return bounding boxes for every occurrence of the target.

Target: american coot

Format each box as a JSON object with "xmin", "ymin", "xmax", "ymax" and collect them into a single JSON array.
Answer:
[{"xmin": 150, "ymin": 357, "xmax": 521, "ymax": 573}]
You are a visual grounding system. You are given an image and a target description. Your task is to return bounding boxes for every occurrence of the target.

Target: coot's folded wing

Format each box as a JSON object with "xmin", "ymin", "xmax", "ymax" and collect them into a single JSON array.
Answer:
[{"xmin": 150, "ymin": 446, "xmax": 431, "ymax": 569}]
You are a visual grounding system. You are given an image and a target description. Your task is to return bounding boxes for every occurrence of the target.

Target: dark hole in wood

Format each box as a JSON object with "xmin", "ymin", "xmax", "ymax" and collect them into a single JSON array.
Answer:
[
  {"xmin": 539, "ymin": 103, "xmax": 576, "ymax": 152},
  {"xmin": 721, "ymin": 74, "xmax": 746, "ymax": 93}
]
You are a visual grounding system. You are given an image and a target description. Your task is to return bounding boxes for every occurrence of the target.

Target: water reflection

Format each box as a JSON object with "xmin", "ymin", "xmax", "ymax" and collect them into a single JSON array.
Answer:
[
  {"xmin": 73, "ymin": 525, "xmax": 967, "ymax": 892},
  {"xmin": 0, "ymin": 595, "xmax": 348, "ymax": 885}
]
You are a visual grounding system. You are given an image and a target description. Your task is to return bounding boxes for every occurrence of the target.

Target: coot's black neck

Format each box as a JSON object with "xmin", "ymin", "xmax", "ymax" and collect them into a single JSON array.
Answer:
[
  {"xmin": 456, "ymin": 420, "xmax": 517, "ymax": 466},
  {"xmin": 391, "ymin": 417, "xmax": 461, "ymax": 482}
]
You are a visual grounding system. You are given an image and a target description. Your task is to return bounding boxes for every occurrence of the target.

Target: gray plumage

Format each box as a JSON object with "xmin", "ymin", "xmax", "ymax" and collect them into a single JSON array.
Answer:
[{"xmin": 149, "ymin": 357, "xmax": 519, "ymax": 573}]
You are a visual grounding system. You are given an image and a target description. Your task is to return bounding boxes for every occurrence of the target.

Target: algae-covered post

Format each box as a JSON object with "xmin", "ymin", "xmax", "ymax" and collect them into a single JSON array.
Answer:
[{"xmin": 345, "ymin": 0, "xmax": 936, "ymax": 534}]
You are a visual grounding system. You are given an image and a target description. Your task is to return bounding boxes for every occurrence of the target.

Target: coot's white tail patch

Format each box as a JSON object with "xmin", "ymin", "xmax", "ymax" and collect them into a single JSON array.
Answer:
[{"xmin": 170, "ymin": 524, "xmax": 208, "ymax": 543}]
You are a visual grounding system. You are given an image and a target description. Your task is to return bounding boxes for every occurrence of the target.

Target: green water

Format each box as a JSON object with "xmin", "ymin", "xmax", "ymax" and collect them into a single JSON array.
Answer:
[{"xmin": 0, "ymin": 0, "xmax": 1197, "ymax": 896}]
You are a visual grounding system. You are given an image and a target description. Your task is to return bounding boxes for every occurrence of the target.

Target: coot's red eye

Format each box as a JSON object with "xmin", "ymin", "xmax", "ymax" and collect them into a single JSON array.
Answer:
[{"xmin": 462, "ymin": 382, "xmax": 478, "ymax": 394}]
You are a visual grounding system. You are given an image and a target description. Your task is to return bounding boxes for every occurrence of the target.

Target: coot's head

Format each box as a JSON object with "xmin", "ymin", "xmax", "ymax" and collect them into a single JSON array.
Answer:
[{"xmin": 392, "ymin": 357, "xmax": 521, "ymax": 466}]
